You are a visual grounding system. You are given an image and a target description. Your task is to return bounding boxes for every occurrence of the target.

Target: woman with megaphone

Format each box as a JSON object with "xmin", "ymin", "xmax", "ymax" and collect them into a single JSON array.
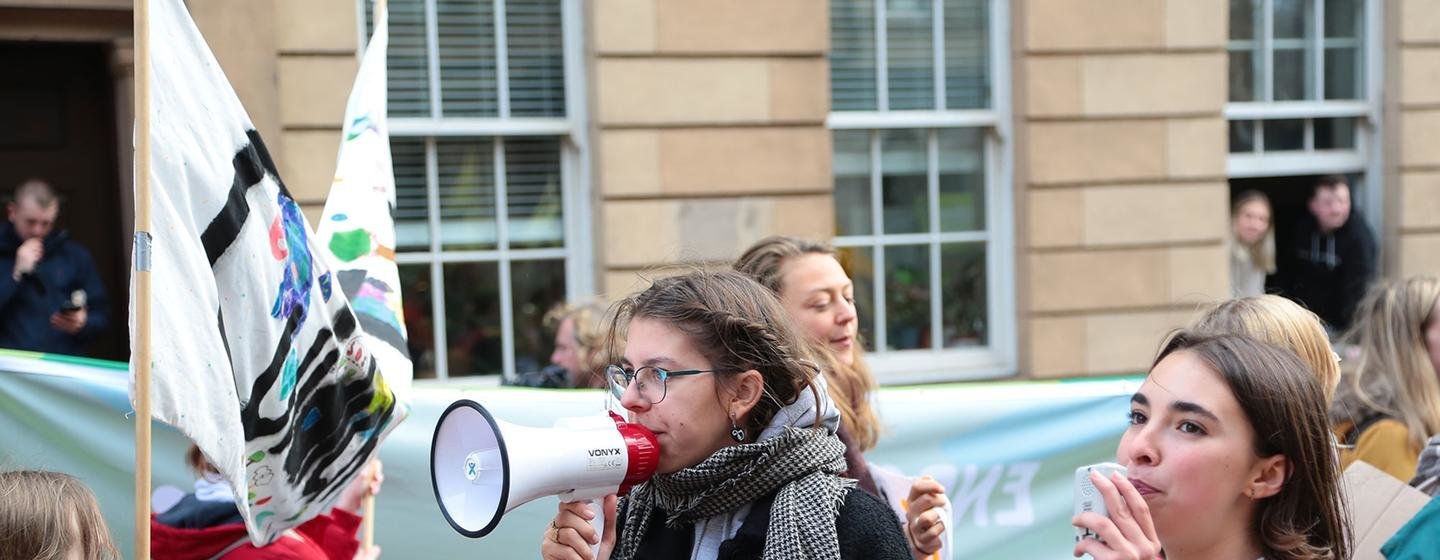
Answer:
[{"xmin": 540, "ymin": 270, "xmax": 911, "ymax": 560}]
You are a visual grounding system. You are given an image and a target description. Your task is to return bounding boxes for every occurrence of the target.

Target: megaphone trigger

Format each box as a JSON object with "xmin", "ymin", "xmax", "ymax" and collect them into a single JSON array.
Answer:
[{"xmin": 430, "ymin": 400, "xmax": 661, "ymax": 539}]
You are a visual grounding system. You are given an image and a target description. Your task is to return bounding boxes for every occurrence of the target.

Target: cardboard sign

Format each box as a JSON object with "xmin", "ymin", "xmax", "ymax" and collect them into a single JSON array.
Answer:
[{"xmin": 1342, "ymin": 461, "xmax": 1431, "ymax": 560}]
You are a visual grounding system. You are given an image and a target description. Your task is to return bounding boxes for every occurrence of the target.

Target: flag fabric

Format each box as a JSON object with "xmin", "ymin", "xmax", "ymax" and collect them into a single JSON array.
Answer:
[
  {"xmin": 315, "ymin": 4, "xmax": 414, "ymax": 403},
  {"xmin": 133, "ymin": 0, "xmax": 405, "ymax": 544}
]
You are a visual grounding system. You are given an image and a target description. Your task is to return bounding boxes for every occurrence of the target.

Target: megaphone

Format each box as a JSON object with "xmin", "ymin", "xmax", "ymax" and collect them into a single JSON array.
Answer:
[{"xmin": 430, "ymin": 399, "xmax": 660, "ymax": 538}]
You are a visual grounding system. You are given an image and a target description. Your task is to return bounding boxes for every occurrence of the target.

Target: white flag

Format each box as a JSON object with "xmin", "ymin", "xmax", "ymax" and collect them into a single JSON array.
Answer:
[
  {"xmin": 315, "ymin": 5, "xmax": 413, "ymax": 403},
  {"xmin": 133, "ymin": 0, "xmax": 405, "ymax": 544}
]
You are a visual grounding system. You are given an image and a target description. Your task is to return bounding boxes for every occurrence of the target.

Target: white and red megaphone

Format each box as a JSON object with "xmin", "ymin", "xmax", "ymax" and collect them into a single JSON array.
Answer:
[{"xmin": 430, "ymin": 399, "xmax": 660, "ymax": 538}]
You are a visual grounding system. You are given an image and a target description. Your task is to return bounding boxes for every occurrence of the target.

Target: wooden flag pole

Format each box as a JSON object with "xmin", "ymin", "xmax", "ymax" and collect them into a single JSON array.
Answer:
[
  {"xmin": 360, "ymin": 0, "xmax": 386, "ymax": 553},
  {"xmin": 133, "ymin": 0, "xmax": 154, "ymax": 557}
]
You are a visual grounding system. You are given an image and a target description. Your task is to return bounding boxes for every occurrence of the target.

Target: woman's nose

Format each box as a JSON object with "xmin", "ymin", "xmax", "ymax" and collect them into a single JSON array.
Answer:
[{"xmin": 619, "ymin": 379, "xmax": 649, "ymax": 412}]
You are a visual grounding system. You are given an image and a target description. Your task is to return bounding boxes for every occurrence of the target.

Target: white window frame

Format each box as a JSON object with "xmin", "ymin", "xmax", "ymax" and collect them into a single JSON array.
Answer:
[
  {"xmin": 826, "ymin": 0, "xmax": 1015, "ymax": 384},
  {"xmin": 1225, "ymin": 0, "xmax": 1383, "ymax": 228},
  {"xmin": 359, "ymin": 0, "xmax": 593, "ymax": 381}
]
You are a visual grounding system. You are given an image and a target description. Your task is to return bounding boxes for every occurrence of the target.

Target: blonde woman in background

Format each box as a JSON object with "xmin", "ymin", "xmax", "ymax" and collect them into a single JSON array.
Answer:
[
  {"xmin": 1190, "ymin": 294, "xmax": 1342, "ymax": 404},
  {"xmin": 735, "ymin": 236, "xmax": 950, "ymax": 560},
  {"xmin": 1331, "ymin": 276, "xmax": 1440, "ymax": 481},
  {"xmin": 0, "ymin": 470, "xmax": 118, "ymax": 560},
  {"xmin": 1230, "ymin": 190, "xmax": 1276, "ymax": 298}
]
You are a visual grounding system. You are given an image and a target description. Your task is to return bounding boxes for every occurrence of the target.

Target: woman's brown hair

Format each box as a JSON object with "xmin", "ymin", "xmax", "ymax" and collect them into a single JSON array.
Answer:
[
  {"xmin": 1190, "ymin": 295, "xmax": 1341, "ymax": 404},
  {"xmin": 0, "ymin": 470, "xmax": 119, "ymax": 560},
  {"xmin": 734, "ymin": 235, "xmax": 881, "ymax": 451},
  {"xmin": 606, "ymin": 269, "xmax": 824, "ymax": 439},
  {"xmin": 1154, "ymin": 332, "xmax": 1349, "ymax": 560}
]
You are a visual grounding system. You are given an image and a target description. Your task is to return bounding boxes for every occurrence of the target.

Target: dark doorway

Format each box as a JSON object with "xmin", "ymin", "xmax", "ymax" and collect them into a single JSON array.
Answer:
[{"xmin": 0, "ymin": 41, "xmax": 127, "ymax": 361}]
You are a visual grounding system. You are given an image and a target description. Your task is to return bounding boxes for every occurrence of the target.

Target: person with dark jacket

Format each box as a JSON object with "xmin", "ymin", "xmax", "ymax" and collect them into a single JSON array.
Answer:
[
  {"xmin": 1273, "ymin": 175, "xmax": 1377, "ymax": 332},
  {"xmin": 0, "ymin": 179, "xmax": 109, "ymax": 356}
]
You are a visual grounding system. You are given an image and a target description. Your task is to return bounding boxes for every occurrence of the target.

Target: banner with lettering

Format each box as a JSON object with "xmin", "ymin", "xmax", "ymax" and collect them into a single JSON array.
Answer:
[{"xmin": 3, "ymin": 351, "xmax": 1135, "ymax": 558}]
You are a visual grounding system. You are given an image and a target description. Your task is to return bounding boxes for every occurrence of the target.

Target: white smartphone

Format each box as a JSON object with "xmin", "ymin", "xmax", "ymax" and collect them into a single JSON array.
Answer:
[{"xmin": 1073, "ymin": 462, "xmax": 1127, "ymax": 542}]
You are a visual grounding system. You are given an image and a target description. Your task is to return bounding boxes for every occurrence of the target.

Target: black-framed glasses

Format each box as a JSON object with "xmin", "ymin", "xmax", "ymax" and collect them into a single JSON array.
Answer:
[{"xmin": 606, "ymin": 365, "xmax": 717, "ymax": 403}]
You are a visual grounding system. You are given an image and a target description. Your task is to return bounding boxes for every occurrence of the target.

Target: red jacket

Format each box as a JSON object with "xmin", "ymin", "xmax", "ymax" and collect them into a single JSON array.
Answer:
[{"xmin": 150, "ymin": 509, "xmax": 362, "ymax": 560}]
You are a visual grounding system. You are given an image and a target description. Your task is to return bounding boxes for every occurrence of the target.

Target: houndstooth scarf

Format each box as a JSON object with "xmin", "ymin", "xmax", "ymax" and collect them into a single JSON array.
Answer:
[{"xmin": 612, "ymin": 426, "xmax": 854, "ymax": 560}]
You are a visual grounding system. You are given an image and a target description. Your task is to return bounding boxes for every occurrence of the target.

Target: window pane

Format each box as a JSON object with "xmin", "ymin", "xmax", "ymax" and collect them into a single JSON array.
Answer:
[
  {"xmin": 380, "ymin": 0, "xmax": 431, "ymax": 117},
  {"xmin": 831, "ymin": 0, "xmax": 878, "ymax": 111},
  {"xmin": 887, "ymin": 0, "xmax": 935, "ymax": 110},
  {"xmin": 1272, "ymin": 0, "xmax": 1308, "ymax": 39},
  {"xmin": 1314, "ymin": 117, "xmax": 1356, "ymax": 150},
  {"xmin": 393, "ymin": 138, "xmax": 430, "ymax": 249},
  {"xmin": 399, "ymin": 264, "xmax": 436, "ymax": 379},
  {"xmin": 941, "ymin": 242, "xmax": 986, "ymax": 347},
  {"xmin": 1324, "ymin": 47, "xmax": 1361, "ymax": 100},
  {"xmin": 1229, "ymin": 0, "xmax": 1256, "ymax": 40},
  {"xmin": 884, "ymin": 244, "xmax": 930, "ymax": 350},
  {"xmin": 507, "ymin": 0, "xmax": 566, "ymax": 117},
  {"xmin": 1325, "ymin": 0, "xmax": 1360, "ymax": 38},
  {"xmin": 880, "ymin": 129, "xmax": 928, "ymax": 234},
  {"xmin": 938, "ymin": 128, "xmax": 984, "ymax": 232},
  {"xmin": 1263, "ymin": 119, "xmax": 1305, "ymax": 151},
  {"xmin": 1229, "ymin": 120, "xmax": 1256, "ymax": 153},
  {"xmin": 1229, "ymin": 49, "xmax": 1257, "ymax": 102},
  {"xmin": 834, "ymin": 130, "xmax": 873, "ymax": 236},
  {"xmin": 943, "ymin": 0, "xmax": 989, "ymax": 109},
  {"xmin": 1272, "ymin": 49, "xmax": 1309, "ymax": 101},
  {"xmin": 443, "ymin": 261, "xmax": 502, "ymax": 376},
  {"xmin": 505, "ymin": 137, "xmax": 564, "ymax": 249},
  {"xmin": 836, "ymin": 246, "xmax": 876, "ymax": 352},
  {"xmin": 437, "ymin": 139, "xmax": 498, "ymax": 250},
  {"xmin": 510, "ymin": 259, "xmax": 567, "ymax": 374},
  {"xmin": 437, "ymin": 0, "xmax": 500, "ymax": 116}
]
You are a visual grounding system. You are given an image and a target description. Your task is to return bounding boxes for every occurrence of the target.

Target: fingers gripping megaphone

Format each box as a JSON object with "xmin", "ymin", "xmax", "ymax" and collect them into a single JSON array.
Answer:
[{"xmin": 430, "ymin": 399, "xmax": 660, "ymax": 538}]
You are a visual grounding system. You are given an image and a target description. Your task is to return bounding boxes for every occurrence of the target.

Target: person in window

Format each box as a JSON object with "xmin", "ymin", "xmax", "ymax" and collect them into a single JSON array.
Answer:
[
  {"xmin": 0, "ymin": 179, "xmax": 110, "ymax": 356},
  {"xmin": 1072, "ymin": 332, "xmax": 1349, "ymax": 560},
  {"xmin": 1190, "ymin": 295, "xmax": 1341, "ymax": 404},
  {"xmin": 509, "ymin": 300, "xmax": 610, "ymax": 389},
  {"xmin": 539, "ymin": 270, "xmax": 910, "ymax": 560},
  {"xmin": 1272, "ymin": 175, "xmax": 1377, "ymax": 333},
  {"xmin": 734, "ymin": 236, "xmax": 950, "ymax": 560},
  {"xmin": 1230, "ymin": 191, "xmax": 1276, "ymax": 298},
  {"xmin": 1331, "ymin": 276, "xmax": 1440, "ymax": 482}
]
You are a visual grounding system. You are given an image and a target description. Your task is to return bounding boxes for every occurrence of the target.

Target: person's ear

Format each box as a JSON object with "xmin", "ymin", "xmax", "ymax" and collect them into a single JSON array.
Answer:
[
  {"xmin": 728, "ymin": 369, "xmax": 765, "ymax": 420},
  {"xmin": 1247, "ymin": 454, "xmax": 1287, "ymax": 500}
]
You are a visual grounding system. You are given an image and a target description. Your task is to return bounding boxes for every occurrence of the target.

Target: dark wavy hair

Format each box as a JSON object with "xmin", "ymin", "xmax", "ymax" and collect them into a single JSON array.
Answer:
[
  {"xmin": 605, "ymin": 269, "xmax": 823, "ymax": 438},
  {"xmin": 1154, "ymin": 331, "xmax": 1350, "ymax": 560}
]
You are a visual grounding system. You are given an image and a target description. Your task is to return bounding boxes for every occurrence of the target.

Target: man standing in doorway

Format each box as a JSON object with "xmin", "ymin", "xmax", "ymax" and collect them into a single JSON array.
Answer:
[
  {"xmin": 1273, "ymin": 174, "xmax": 1377, "ymax": 334},
  {"xmin": 0, "ymin": 179, "xmax": 109, "ymax": 356}
]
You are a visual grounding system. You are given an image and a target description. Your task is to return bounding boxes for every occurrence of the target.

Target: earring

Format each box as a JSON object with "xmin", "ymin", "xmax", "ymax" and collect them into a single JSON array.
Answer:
[{"xmin": 729, "ymin": 414, "xmax": 746, "ymax": 442}]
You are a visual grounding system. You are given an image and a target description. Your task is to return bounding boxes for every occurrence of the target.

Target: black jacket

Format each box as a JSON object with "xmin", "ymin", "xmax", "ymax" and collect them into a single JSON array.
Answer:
[
  {"xmin": 618, "ymin": 486, "xmax": 911, "ymax": 560},
  {"xmin": 1272, "ymin": 209, "xmax": 1377, "ymax": 332},
  {"xmin": 0, "ymin": 222, "xmax": 109, "ymax": 355}
]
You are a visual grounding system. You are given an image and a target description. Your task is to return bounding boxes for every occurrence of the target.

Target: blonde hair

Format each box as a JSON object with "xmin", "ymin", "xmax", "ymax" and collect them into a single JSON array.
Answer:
[
  {"xmin": 1232, "ymin": 190, "xmax": 1276, "ymax": 273},
  {"xmin": 0, "ymin": 470, "xmax": 118, "ymax": 560},
  {"xmin": 545, "ymin": 299, "xmax": 610, "ymax": 384},
  {"xmin": 734, "ymin": 236, "xmax": 881, "ymax": 451},
  {"xmin": 1191, "ymin": 295, "xmax": 1341, "ymax": 404},
  {"xmin": 1334, "ymin": 277, "xmax": 1440, "ymax": 450}
]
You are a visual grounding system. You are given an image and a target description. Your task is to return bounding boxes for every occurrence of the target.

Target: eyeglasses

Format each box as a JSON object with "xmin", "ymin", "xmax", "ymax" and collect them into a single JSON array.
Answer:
[{"xmin": 606, "ymin": 365, "xmax": 717, "ymax": 403}]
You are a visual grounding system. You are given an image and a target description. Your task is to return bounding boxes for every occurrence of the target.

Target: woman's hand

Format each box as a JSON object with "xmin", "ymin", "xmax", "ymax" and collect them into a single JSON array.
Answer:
[
  {"xmin": 905, "ymin": 476, "xmax": 949, "ymax": 559},
  {"xmin": 541, "ymin": 494, "xmax": 617, "ymax": 560},
  {"xmin": 336, "ymin": 460, "xmax": 384, "ymax": 515},
  {"xmin": 1071, "ymin": 470, "xmax": 1162, "ymax": 560}
]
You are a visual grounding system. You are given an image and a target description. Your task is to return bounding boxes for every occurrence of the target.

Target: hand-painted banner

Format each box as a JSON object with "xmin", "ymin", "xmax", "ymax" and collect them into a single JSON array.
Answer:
[
  {"xmin": 6, "ymin": 352, "xmax": 1134, "ymax": 558},
  {"xmin": 315, "ymin": 3, "xmax": 413, "ymax": 403},
  {"xmin": 133, "ymin": 0, "xmax": 404, "ymax": 544}
]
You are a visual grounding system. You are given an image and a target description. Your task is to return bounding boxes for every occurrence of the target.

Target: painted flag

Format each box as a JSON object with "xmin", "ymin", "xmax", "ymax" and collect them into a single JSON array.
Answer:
[
  {"xmin": 132, "ymin": 0, "xmax": 405, "ymax": 544},
  {"xmin": 315, "ymin": 3, "xmax": 414, "ymax": 404}
]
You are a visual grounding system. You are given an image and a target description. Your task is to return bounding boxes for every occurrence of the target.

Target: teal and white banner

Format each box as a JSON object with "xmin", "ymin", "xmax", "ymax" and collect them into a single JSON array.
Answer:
[{"xmin": 0, "ymin": 351, "xmax": 1138, "ymax": 559}]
